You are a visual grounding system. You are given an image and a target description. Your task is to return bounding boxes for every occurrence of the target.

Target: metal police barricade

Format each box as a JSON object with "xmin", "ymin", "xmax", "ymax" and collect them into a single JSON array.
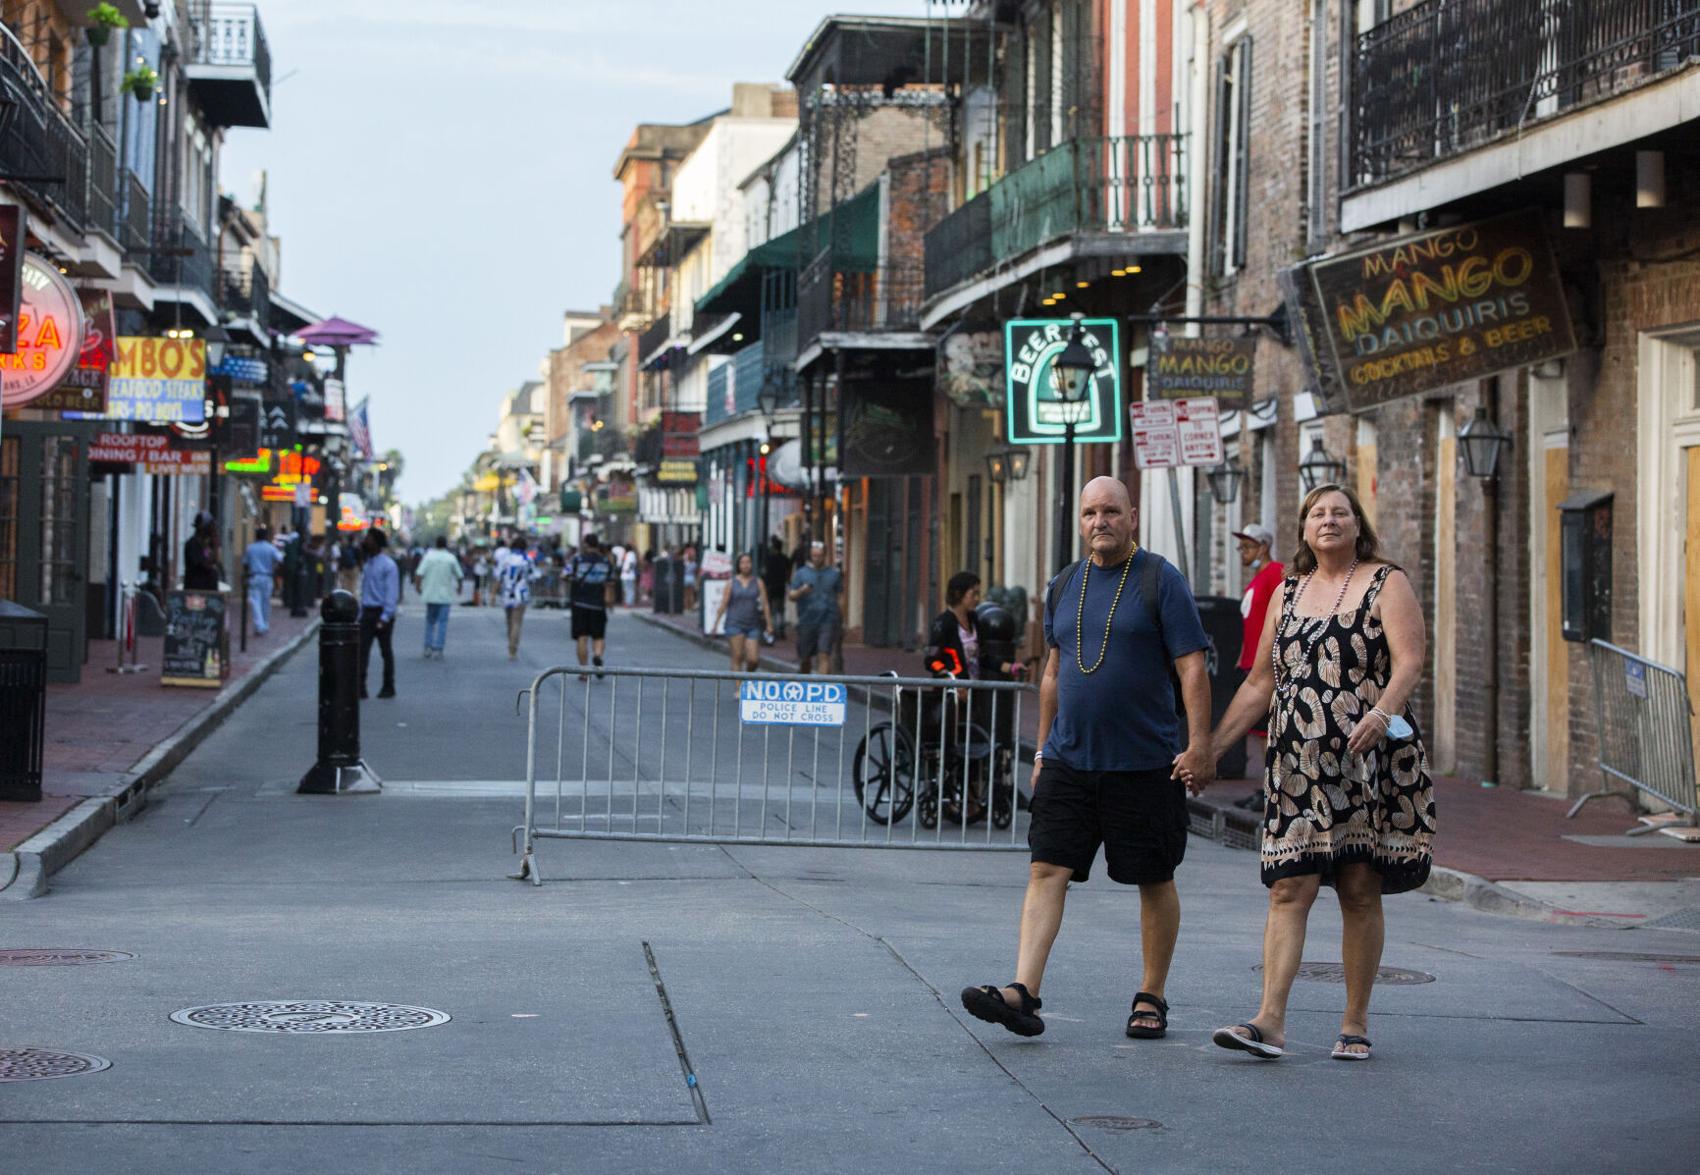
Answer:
[
  {"xmin": 1569, "ymin": 640, "xmax": 1699, "ymax": 833},
  {"xmin": 511, "ymin": 667, "xmax": 1034, "ymax": 884}
]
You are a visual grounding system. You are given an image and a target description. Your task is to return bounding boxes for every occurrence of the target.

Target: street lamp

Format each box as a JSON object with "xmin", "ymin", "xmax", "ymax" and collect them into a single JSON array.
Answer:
[
  {"xmin": 1206, "ymin": 461, "xmax": 1245, "ymax": 504},
  {"xmin": 1298, "ymin": 437, "xmax": 1347, "ymax": 493},
  {"xmin": 985, "ymin": 450, "xmax": 1009, "ymax": 485},
  {"xmin": 1458, "ymin": 407, "xmax": 1512, "ymax": 479},
  {"xmin": 1050, "ymin": 315, "xmax": 1097, "ymax": 572},
  {"xmin": 755, "ymin": 377, "xmax": 785, "ymax": 556}
]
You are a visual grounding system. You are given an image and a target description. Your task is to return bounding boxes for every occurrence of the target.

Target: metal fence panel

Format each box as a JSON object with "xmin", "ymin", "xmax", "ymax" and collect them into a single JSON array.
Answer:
[
  {"xmin": 1572, "ymin": 640, "xmax": 1698, "ymax": 828},
  {"xmin": 512, "ymin": 667, "xmax": 1034, "ymax": 884}
]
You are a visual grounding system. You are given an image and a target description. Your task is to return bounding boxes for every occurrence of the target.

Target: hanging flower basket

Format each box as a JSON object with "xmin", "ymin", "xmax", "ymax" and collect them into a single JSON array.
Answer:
[
  {"xmin": 86, "ymin": 4, "xmax": 127, "ymax": 47},
  {"xmin": 122, "ymin": 65, "xmax": 158, "ymax": 103}
]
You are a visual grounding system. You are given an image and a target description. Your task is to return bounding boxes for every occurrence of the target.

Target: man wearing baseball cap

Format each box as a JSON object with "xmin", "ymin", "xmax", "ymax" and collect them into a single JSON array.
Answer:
[{"xmin": 1232, "ymin": 523, "xmax": 1283, "ymax": 803}]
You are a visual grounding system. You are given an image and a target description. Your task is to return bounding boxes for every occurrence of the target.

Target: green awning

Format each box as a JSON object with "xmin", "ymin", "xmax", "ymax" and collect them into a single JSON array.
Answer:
[{"xmin": 695, "ymin": 184, "xmax": 881, "ymax": 319}]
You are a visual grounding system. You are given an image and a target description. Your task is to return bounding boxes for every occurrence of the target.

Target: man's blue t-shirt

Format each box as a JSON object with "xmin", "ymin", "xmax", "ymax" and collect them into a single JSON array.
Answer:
[
  {"xmin": 568, "ymin": 553, "xmax": 612, "ymax": 611},
  {"xmin": 1042, "ymin": 548, "xmax": 1209, "ymax": 772},
  {"xmin": 789, "ymin": 564, "xmax": 843, "ymax": 627}
]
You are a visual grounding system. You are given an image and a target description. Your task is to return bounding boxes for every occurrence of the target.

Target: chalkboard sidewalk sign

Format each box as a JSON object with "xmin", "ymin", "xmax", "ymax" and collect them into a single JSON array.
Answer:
[{"xmin": 161, "ymin": 590, "xmax": 230, "ymax": 688}]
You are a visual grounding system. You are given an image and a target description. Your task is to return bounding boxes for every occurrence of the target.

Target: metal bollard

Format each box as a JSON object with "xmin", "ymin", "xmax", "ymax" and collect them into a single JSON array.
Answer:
[{"xmin": 297, "ymin": 590, "xmax": 381, "ymax": 795}]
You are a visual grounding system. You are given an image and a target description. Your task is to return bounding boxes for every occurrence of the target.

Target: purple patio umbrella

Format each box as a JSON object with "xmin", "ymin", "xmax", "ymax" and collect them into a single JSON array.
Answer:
[{"xmin": 295, "ymin": 316, "xmax": 380, "ymax": 347}]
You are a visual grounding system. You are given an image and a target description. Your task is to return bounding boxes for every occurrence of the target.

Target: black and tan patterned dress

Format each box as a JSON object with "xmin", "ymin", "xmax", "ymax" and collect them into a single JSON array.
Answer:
[{"xmin": 1263, "ymin": 563, "xmax": 1435, "ymax": 894}]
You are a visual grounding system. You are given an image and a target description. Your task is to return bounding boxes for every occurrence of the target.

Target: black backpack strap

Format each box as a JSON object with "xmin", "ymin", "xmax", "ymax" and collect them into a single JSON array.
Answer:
[
  {"xmin": 1140, "ymin": 550, "xmax": 1169, "ymax": 656},
  {"xmin": 1044, "ymin": 560, "xmax": 1081, "ymax": 632}
]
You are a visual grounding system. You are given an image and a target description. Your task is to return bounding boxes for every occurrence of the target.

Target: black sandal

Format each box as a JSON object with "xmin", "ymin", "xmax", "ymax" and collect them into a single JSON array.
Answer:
[
  {"xmin": 1125, "ymin": 991, "xmax": 1169, "ymax": 1039},
  {"xmin": 959, "ymin": 982, "xmax": 1044, "ymax": 1037}
]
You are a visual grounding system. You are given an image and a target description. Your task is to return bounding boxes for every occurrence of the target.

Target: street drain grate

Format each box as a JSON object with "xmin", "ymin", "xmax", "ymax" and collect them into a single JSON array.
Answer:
[
  {"xmin": 1552, "ymin": 951, "xmax": 1700, "ymax": 964},
  {"xmin": 0, "ymin": 949, "xmax": 135, "ymax": 966},
  {"xmin": 1072, "ymin": 1115, "xmax": 1162, "ymax": 1133},
  {"xmin": 1256, "ymin": 962, "xmax": 1435, "ymax": 985},
  {"xmin": 0, "ymin": 1048, "xmax": 112, "ymax": 1082},
  {"xmin": 170, "ymin": 1001, "xmax": 451, "ymax": 1033},
  {"xmin": 1638, "ymin": 907, "xmax": 1700, "ymax": 934}
]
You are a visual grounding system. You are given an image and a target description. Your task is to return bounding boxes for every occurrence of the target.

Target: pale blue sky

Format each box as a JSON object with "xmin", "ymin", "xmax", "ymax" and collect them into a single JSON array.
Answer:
[{"xmin": 222, "ymin": 1, "xmax": 925, "ymax": 505}]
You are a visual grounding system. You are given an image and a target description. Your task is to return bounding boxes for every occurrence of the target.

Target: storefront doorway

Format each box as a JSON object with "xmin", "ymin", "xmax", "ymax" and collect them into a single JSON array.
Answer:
[{"xmin": 0, "ymin": 421, "xmax": 92, "ymax": 682}]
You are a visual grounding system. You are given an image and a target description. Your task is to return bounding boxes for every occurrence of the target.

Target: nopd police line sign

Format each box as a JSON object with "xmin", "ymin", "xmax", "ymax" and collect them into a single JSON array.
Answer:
[{"xmin": 739, "ymin": 679, "xmax": 848, "ymax": 727}]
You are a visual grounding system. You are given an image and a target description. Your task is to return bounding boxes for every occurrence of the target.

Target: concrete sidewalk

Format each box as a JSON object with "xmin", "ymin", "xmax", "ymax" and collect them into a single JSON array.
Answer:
[{"xmin": 0, "ymin": 607, "xmax": 319, "ymax": 895}]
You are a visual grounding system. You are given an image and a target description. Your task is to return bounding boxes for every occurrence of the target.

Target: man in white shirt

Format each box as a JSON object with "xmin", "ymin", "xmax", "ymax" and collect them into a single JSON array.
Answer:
[
  {"xmin": 619, "ymin": 544, "xmax": 639, "ymax": 606},
  {"xmin": 413, "ymin": 536, "xmax": 465, "ymax": 659}
]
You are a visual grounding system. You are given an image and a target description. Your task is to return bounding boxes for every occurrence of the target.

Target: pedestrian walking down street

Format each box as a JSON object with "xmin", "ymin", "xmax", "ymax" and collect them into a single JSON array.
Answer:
[
  {"xmin": 787, "ymin": 540, "xmax": 843, "ymax": 674},
  {"xmin": 357, "ymin": 528, "xmax": 400, "ymax": 699},
  {"xmin": 1194, "ymin": 483, "xmax": 1434, "ymax": 1064},
  {"xmin": 762, "ymin": 536, "xmax": 790, "ymax": 639},
  {"xmin": 619, "ymin": 543, "xmax": 639, "ymax": 607},
  {"xmin": 709, "ymin": 552, "xmax": 773, "ymax": 672},
  {"xmin": 496, "ymin": 537, "xmax": 535, "ymax": 659},
  {"xmin": 1232, "ymin": 523, "xmax": 1285, "ymax": 809},
  {"xmin": 567, "ymin": 531, "xmax": 616, "ymax": 680},
  {"xmin": 414, "ymin": 536, "xmax": 464, "ymax": 659},
  {"xmin": 471, "ymin": 551, "xmax": 490, "ymax": 606},
  {"xmin": 960, "ymin": 477, "xmax": 1213, "ymax": 1041},
  {"xmin": 242, "ymin": 527, "xmax": 283, "ymax": 636}
]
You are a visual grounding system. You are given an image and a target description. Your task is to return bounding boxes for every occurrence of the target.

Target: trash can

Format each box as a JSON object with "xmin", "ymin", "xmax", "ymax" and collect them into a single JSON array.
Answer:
[
  {"xmin": 0, "ymin": 601, "xmax": 49, "ymax": 803},
  {"xmin": 1194, "ymin": 595, "xmax": 1249, "ymax": 780},
  {"xmin": 652, "ymin": 557, "xmax": 684, "ymax": 615}
]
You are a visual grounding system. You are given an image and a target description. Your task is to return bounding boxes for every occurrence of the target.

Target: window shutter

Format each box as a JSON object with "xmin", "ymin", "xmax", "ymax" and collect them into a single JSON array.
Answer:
[
  {"xmin": 1209, "ymin": 57, "xmax": 1229, "ymax": 276},
  {"xmin": 1233, "ymin": 37, "xmax": 1254, "ymax": 271}
]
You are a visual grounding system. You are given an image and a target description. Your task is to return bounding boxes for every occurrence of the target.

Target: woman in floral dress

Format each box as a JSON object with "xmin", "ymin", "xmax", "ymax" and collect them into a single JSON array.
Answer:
[{"xmin": 1183, "ymin": 484, "xmax": 1434, "ymax": 1062}]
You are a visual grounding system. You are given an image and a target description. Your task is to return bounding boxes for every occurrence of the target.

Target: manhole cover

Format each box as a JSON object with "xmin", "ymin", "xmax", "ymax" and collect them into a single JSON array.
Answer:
[
  {"xmin": 170, "ymin": 1001, "xmax": 451, "ymax": 1033},
  {"xmin": 1072, "ymin": 1115, "xmax": 1161, "ymax": 1133},
  {"xmin": 1552, "ymin": 951, "xmax": 1700, "ymax": 964},
  {"xmin": 1638, "ymin": 907, "xmax": 1700, "ymax": 934},
  {"xmin": 0, "ymin": 1048, "xmax": 111, "ymax": 1082},
  {"xmin": 0, "ymin": 949, "xmax": 135, "ymax": 967},
  {"xmin": 1255, "ymin": 962, "xmax": 1435, "ymax": 985}
]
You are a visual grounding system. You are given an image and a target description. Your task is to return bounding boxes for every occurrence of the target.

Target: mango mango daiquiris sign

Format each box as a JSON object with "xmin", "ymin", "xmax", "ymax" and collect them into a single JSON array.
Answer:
[
  {"xmin": 1004, "ymin": 318, "xmax": 1122, "ymax": 445},
  {"xmin": 1283, "ymin": 209, "xmax": 1577, "ymax": 413}
]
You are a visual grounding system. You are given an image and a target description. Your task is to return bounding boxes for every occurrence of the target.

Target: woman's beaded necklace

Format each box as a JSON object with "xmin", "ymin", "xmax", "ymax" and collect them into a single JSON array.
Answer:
[
  {"xmin": 1274, "ymin": 557, "xmax": 1359, "ymax": 698},
  {"xmin": 1075, "ymin": 547, "xmax": 1136, "ymax": 675}
]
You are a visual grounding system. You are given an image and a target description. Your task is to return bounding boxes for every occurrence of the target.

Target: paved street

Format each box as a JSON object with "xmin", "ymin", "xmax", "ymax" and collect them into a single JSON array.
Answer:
[{"xmin": 6, "ymin": 606, "xmax": 1699, "ymax": 1173}]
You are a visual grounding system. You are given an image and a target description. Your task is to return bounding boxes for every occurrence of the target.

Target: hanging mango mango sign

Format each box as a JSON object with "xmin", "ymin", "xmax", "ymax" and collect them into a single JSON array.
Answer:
[
  {"xmin": 107, "ymin": 335, "xmax": 207, "ymax": 423},
  {"xmin": 1282, "ymin": 210, "xmax": 1577, "ymax": 413}
]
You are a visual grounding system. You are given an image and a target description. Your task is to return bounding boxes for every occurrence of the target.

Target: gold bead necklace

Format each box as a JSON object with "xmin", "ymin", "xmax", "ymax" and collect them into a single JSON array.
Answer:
[{"xmin": 1075, "ymin": 547, "xmax": 1135, "ymax": 675}]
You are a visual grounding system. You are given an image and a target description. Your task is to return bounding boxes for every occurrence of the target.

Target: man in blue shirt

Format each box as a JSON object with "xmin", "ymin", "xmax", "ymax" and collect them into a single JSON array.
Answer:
[
  {"xmin": 787, "ymin": 540, "xmax": 844, "ymax": 674},
  {"xmin": 567, "ymin": 531, "xmax": 615, "ymax": 679},
  {"xmin": 960, "ymin": 476, "xmax": 1213, "ymax": 1041},
  {"xmin": 242, "ymin": 527, "xmax": 283, "ymax": 636},
  {"xmin": 357, "ymin": 528, "xmax": 401, "ymax": 699}
]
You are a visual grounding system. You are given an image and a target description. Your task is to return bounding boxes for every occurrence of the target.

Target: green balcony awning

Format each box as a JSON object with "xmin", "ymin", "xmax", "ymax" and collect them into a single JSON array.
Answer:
[{"xmin": 695, "ymin": 184, "xmax": 880, "ymax": 320}]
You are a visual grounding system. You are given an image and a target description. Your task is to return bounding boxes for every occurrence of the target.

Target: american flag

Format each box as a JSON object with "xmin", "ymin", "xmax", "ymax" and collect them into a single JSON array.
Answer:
[
  {"xmin": 349, "ymin": 398, "xmax": 374, "ymax": 459},
  {"xmin": 515, "ymin": 466, "xmax": 538, "ymax": 506}
]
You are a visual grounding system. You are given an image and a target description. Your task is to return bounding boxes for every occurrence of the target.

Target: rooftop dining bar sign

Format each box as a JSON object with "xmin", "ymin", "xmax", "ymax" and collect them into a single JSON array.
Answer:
[
  {"xmin": 1004, "ymin": 318, "xmax": 1123, "ymax": 445},
  {"xmin": 1285, "ymin": 210, "xmax": 1577, "ymax": 413}
]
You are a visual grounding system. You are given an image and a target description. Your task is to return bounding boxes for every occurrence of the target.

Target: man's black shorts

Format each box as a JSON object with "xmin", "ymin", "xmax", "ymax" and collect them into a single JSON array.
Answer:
[
  {"xmin": 1028, "ymin": 761, "xmax": 1189, "ymax": 885},
  {"xmin": 571, "ymin": 606, "xmax": 607, "ymax": 640}
]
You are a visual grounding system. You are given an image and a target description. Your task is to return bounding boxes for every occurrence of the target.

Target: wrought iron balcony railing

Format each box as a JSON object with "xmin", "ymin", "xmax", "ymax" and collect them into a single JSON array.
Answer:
[
  {"xmin": 121, "ymin": 172, "xmax": 150, "ymax": 255},
  {"xmin": 185, "ymin": 2, "xmax": 273, "ymax": 128},
  {"xmin": 0, "ymin": 23, "xmax": 89, "ymax": 230},
  {"xmin": 799, "ymin": 254, "xmax": 926, "ymax": 346},
  {"xmin": 85, "ymin": 124, "xmax": 118, "ymax": 241},
  {"xmin": 148, "ymin": 217, "xmax": 215, "ymax": 292},
  {"xmin": 1351, "ymin": 0, "xmax": 1700, "ymax": 190},
  {"xmin": 218, "ymin": 256, "xmax": 270, "ymax": 325},
  {"xmin": 923, "ymin": 134, "xmax": 1187, "ymax": 300}
]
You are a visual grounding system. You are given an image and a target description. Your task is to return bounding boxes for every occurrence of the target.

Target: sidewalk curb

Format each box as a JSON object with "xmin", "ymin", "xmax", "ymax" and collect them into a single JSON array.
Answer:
[
  {"xmin": 1182, "ymin": 802, "xmax": 1625, "ymax": 928},
  {"xmin": 0, "ymin": 619, "xmax": 320, "ymax": 900}
]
